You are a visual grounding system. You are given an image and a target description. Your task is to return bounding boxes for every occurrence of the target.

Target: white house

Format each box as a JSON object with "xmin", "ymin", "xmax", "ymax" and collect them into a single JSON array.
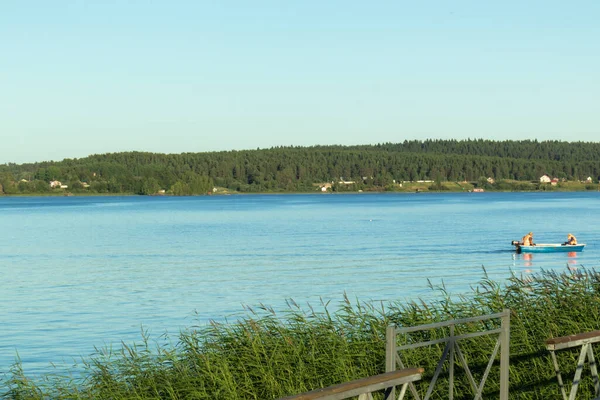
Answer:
[
  {"xmin": 319, "ymin": 183, "xmax": 332, "ymax": 192},
  {"xmin": 539, "ymin": 175, "xmax": 551, "ymax": 183},
  {"xmin": 49, "ymin": 180, "xmax": 62, "ymax": 188}
]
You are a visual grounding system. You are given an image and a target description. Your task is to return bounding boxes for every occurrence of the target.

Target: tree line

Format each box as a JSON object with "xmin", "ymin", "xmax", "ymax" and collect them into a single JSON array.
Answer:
[{"xmin": 1, "ymin": 139, "xmax": 599, "ymax": 195}]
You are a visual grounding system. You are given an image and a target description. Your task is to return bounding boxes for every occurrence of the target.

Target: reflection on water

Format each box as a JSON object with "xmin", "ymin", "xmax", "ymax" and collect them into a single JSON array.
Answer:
[
  {"xmin": 512, "ymin": 252, "xmax": 534, "ymax": 271},
  {"xmin": 512, "ymin": 249, "xmax": 582, "ymax": 273},
  {"xmin": 523, "ymin": 253, "xmax": 533, "ymax": 269},
  {"xmin": 568, "ymin": 251, "xmax": 578, "ymax": 269}
]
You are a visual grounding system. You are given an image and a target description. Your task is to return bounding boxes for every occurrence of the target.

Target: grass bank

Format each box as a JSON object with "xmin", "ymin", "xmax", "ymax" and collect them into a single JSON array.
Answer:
[{"xmin": 3, "ymin": 268, "xmax": 600, "ymax": 399}]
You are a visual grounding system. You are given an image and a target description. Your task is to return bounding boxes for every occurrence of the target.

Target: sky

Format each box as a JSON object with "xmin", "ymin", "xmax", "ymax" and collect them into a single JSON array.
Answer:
[{"xmin": 1, "ymin": 1, "xmax": 599, "ymax": 164}]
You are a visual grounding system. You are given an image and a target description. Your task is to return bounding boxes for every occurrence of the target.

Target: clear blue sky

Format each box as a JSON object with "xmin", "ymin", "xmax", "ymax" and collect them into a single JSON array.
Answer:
[{"xmin": 1, "ymin": 1, "xmax": 598, "ymax": 164}]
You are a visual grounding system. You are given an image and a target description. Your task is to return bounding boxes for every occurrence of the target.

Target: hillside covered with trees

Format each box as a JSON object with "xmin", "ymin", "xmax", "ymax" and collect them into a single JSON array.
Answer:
[{"xmin": 1, "ymin": 139, "xmax": 600, "ymax": 195}]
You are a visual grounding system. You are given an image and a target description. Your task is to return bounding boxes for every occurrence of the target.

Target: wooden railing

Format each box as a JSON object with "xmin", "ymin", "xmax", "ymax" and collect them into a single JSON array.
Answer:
[
  {"xmin": 386, "ymin": 309, "xmax": 510, "ymax": 400},
  {"xmin": 546, "ymin": 330, "xmax": 600, "ymax": 400},
  {"xmin": 279, "ymin": 367, "xmax": 424, "ymax": 400}
]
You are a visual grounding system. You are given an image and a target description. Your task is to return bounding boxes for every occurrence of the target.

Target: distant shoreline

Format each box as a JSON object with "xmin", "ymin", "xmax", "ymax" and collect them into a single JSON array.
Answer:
[{"xmin": 1, "ymin": 186, "xmax": 598, "ymax": 198}]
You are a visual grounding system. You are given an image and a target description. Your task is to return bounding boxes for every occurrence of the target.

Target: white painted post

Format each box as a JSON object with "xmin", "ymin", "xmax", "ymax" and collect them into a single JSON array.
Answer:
[
  {"xmin": 500, "ymin": 309, "xmax": 510, "ymax": 400},
  {"xmin": 385, "ymin": 325, "xmax": 397, "ymax": 400}
]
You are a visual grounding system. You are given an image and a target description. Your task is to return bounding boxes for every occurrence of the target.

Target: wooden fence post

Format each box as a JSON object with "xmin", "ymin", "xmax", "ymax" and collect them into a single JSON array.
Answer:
[
  {"xmin": 385, "ymin": 325, "xmax": 397, "ymax": 400},
  {"xmin": 500, "ymin": 309, "xmax": 511, "ymax": 400}
]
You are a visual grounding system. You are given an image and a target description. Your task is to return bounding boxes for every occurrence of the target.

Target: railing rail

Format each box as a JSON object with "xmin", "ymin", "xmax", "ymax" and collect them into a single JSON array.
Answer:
[
  {"xmin": 386, "ymin": 309, "xmax": 510, "ymax": 400},
  {"xmin": 279, "ymin": 367, "xmax": 424, "ymax": 400}
]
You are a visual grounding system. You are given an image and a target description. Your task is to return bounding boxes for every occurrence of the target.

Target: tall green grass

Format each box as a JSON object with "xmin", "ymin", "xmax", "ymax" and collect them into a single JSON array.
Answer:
[{"xmin": 3, "ymin": 267, "xmax": 600, "ymax": 399}]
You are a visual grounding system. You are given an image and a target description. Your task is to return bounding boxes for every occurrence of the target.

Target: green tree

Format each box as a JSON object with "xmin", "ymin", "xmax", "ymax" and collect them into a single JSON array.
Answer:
[
  {"xmin": 188, "ymin": 175, "xmax": 213, "ymax": 195},
  {"xmin": 91, "ymin": 181, "xmax": 108, "ymax": 193},
  {"xmin": 139, "ymin": 177, "xmax": 161, "ymax": 195},
  {"xmin": 70, "ymin": 181, "xmax": 84, "ymax": 190},
  {"xmin": 35, "ymin": 180, "xmax": 50, "ymax": 192},
  {"xmin": 171, "ymin": 181, "xmax": 192, "ymax": 196}
]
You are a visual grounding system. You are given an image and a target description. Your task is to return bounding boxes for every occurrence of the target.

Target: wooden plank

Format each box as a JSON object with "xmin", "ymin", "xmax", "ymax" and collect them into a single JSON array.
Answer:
[
  {"xmin": 397, "ymin": 328, "xmax": 503, "ymax": 351},
  {"xmin": 546, "ymin": 330, "xmax": 600, "ymax": 350},
  {"xmin": 395, "ymin": 311, "xmax": 508, "ymax": 334},
  {"xmin": 279, "ymin": 368, "xmax": 423, "ymax": 400}
]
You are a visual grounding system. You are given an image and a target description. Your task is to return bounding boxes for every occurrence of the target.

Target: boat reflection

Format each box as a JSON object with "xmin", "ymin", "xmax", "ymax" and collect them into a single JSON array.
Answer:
[
  {"xmin": 568, "ymin": 251, "xmax": 577, "ymax": 268},
  {"xmin": 523, "ymin": 253, "xmax": 533, "ymax": 270},
  {"xmin": 512, "ymin": 249, "xmax": 581, "ymax": 274}
]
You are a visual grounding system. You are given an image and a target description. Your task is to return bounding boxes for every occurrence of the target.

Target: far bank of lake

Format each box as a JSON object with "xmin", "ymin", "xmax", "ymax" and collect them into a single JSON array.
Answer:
[{"xmin": 3, "ymin": 177, "xmax": 600, "ymax": 197}]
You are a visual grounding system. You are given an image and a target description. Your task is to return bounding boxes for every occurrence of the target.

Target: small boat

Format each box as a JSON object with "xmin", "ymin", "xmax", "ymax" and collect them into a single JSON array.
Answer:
[{"xmin": 511, "ymin": 241, "xmax": 586, "ymax": 253}]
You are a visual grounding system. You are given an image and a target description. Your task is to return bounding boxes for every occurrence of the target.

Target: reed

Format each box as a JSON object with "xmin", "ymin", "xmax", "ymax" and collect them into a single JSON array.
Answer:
[{"xmin": 3, "ymin": 267, "xmax": 600, "ymax": 399}]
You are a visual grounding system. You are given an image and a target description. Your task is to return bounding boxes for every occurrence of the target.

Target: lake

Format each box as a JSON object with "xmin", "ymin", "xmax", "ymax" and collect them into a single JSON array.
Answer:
[{"xmin": 1, "ymin": 192, "xmax": 599, "ymax": 376}]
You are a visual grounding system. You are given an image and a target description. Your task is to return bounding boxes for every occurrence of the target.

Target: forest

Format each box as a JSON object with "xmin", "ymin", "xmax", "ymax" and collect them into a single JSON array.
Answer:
[{"xmin": 1, "ymin": 139, "xmax": 599, "ymax": 195}]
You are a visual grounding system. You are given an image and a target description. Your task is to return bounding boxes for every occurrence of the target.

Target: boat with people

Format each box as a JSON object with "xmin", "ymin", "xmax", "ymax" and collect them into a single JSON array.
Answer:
[
  {"xmin": 511, "ymin": 241, "xmax": 586, "ymax": 253},
  {"xmin": 512, "ymin": 232, "xmax": 585, "ymax": 253}
]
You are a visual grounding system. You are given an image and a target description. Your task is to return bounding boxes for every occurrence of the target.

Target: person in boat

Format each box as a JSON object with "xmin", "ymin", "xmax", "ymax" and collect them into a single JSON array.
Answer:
[
  {"xmin": 521, "ymin": 232, "xmax": 534, "ymax": 246},
  {"xmin": 565, "ymin": 233, "xmax": 577, "ymax": 245}
]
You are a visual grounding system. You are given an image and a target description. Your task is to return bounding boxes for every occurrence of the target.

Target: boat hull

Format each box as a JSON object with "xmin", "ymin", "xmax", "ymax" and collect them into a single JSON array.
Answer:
[{"xmin": 515, "ymin": 243, "xmax": 586, "ymax": 253}]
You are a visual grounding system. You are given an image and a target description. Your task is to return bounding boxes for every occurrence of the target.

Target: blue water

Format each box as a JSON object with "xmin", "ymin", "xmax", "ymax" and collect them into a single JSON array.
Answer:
[{"xmin": 1, "ymin": 192, "xmax": 599, "ymax": 376}]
